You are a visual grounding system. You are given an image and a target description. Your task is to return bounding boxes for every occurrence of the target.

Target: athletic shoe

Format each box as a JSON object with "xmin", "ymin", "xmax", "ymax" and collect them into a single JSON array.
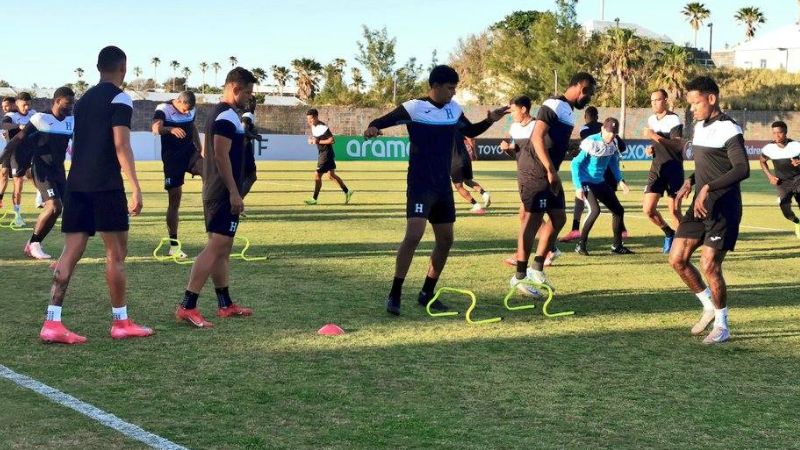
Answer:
[
  {"xmin": 39, "ymin": 320, "xmax": 87, "ymax": 345},
  {"xmin": 575, "ymin": 242, "xmax": 589, "ymax": 256},
  {"xmin": 503, "ymin": 256, "xmax": 517, "ymax": 267},
  {"xmin": 27, "ymin": 242, "xmax": 52, "ymax": 260},
  {"xmin": 345, "ymin": 190, "xmax": 354, "ymax": 205},
  {"xmin": 35, "ymin": 191, "xmax": 44, "ymax": 208},
  {"xmin": 13, "ymin": 214, "xmax": 25, "ymax": 228},
  {"xmin": 544, "ymin": 248, "xmax": 562, "ymax": 266},
  {"xmin": 611, "ymin": 245, "xmax": 634, "ymax": 255},
  {"xmin": 662, "ymin": 235, "xmax": 674, "ymax": 254},
  {"xmin": 795, "ymin": 223, "xmax": 800, "ymax": 239},
  {"xmin": 110, "ymin": 319, "xmax": 154, "ymax": 339},
  {"xmin": 691, "ymin": 310, "xmax": 715, "ymax": 336},
  {"xmin": 168, "ymin": 246, "xmax": 188, "ymax": 259},
  {"xmin": 527, "ymin": 268, "xmax": 554, "ymax": 292},
  {"xmin": 217, "ymin": 303, "xmax": 253, "ymax": 317},
  {"xmin": 304, "ymin": 198, "xmax": 318, "ymax": 205},
  {"xmin": 418, "ymin": 291, "xmax": 448, "ymax": 312},
  {"xmin": 702, "ymin": 327, "xmax": 730, "ymax": 345},
  {"xmin": 622, "ymin": 230, "xmax": 630, "ymax": 239},
  {"xmin": 510, "ymin": 275, "xmax": 542, "ymax": 297},
  {"xmin": 482, "ymin": 191, "xmax": 491, "ymax": 208},
  {"xmin": 559, "ymin": 229, "xmax": 581, "ymax": 243},
  {"xmin": 469, "ymin": 203, "xmax": 486, "ymax": 215},
  {"xmin": 386, "ymin": 296, "xmax": 401, "ymax": 316},
  {"xmin": 175, "ymin": 306, "xmax": 214, "ymax": 328}
]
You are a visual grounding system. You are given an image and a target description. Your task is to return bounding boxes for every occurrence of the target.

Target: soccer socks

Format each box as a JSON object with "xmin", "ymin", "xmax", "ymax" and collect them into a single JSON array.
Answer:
[
  {"xmin": 531, "ymin": 255, "xmax": 545, "ymax": 272},
  {"xmin": 516, "ymin": 260, "xmax": 528, "ymax": 280},
  {"xmin": 181, "ymin": 290, "xmax": 199, "ymax": 309},
  {"xmin": 30, "ymin": 232, "xmax": 44, "ymax": 243},
  {"xmin": 469, "ymin": 198, "xmax": 477, "ymax": 205},
  {"xmin": 215, "ymin": 287, "xmax": 233, "ymax": 308},
  {"xmin": 695, "ymin": 287, "xmax": 714, "ymax": 311},
  {"xmin": 421, "ymin": 276, "xmax": 438, "ymax": 294},
  {"xmin": 112, "ymin": 306, "xmax": 128, "ymax": 321},
  {"xmin": 46, "ymin": 305, "xmax": 62, "ymax": 322},
  {"xmin": 661, "ymin": 225, "xmax": 675, "ymax": 237},
  {"xmin": 714, "ymin": 307, "xmax": 729, "ymax": 330},
  {"xmin": 390, "ymin": 277, "xmax": 404, "ymax": 299},
  {"xmin": 13, "ymin": 204, "xmax": 20, "ymax": 213},
  {"xmin": 571, "ymin": 198, "xmax": 585, "ymax": 230},
  {"xmin": 169, "ymin": 233, "xmax": 179, "ymax": 247}
]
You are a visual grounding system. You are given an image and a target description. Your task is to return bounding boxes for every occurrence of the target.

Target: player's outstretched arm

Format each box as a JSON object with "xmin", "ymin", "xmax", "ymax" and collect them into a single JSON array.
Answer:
[
  {"xmin": 364, "ymin": 105, "xmax": 411, "ymax": 138},
  {"xmin": 113, "ymin": 126, "xmax": 142, "ymax": 216}
]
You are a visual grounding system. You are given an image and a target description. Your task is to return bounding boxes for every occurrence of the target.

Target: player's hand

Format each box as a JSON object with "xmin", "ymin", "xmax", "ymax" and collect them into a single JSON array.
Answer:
[
  {"xmin": 499, "ymin": 140, "xmax": 510, "ymax": 151},
  {"xmin": 620, "ymin": 181, "xmax": 630, "ymax": 194},
  {"xmin": 307, "ymin": 137, "xmax": 315, "ymax": 145},
  {"xmin": 676, "ymin": 178, "xmax": 692, "ymax": 201},
  {"xmin": 170, "ymin": 128, "xmax": 187, "ymax": 139},
  {"xmin": 363, "ymin": 126, "xmax": 381, "ymax": 139},
  {"xmin": 792, "ymin": 158, "xmax": 800, "ymax": 167},
  {"xmin": 547, "ymin": 170, "xmax": 561, "ymax": 194},
  {"xmin": 488, "ymin": 106, "xmax": 510, "ymax": 122},
  {"xmin": 693, "ymin": 185, "xmax": 710, "ymax": 219},
  {"xmin": 128, "ymin": 189, "xmax": 143, "ymax": 216},
  {"xmin": 230, "ymin": 193, "xmax": 244, "ymax": 215},
  {"xmin": 645, "ymin": 145, "xmax": 654, "ymax": 157},
  {"xmin": 769, "ymin": 175, "xmax": 780, "ymax": 186}
]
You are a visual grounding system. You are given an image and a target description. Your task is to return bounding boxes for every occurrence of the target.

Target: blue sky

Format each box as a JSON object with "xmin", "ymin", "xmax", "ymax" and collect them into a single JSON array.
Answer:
[{"xmin": 4, "ymin": 0, "xmax": 797, "ymax": 88}]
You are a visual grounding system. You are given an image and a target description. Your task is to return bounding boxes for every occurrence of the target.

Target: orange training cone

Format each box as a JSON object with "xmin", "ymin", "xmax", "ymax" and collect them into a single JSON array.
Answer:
[{"xmin": 318, "ymin": 323, "xmax": 345, "ymax": 336}]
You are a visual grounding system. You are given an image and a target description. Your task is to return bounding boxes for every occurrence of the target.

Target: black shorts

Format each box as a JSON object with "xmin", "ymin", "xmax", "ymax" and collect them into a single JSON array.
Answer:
[
  {"xmin": 162, "ymin": 146, "xmax": 200, "ymax": 190},
  {"xmin": 245, "ymin": 144, "xmax": 257, "ymax": 175},
  {"xmin": 316, "ymin": 159, "xmax": 336, "ymax": 174},
  {"xmin": 407, "ymin": 189, "xmax": 456, "ymax": 224},
  {"xmin": 61, "ymin": 190, "xmax": 129, "ymax": 236},
  {"xmin": 777, "ymin": 178, "xmax": 800, "ymax": 201},
  {"xmin": 10, "ymin": 150, "xmax": 32, "ymax": 178},
  {"xmin": 32, "ymin": 163, "xmax": 66, "ymax": 202},
  {"xmin": 675, "ymin": 191, "xmax": 742, "ymax": 251},
  {"xmin": 519, "ymin": 179, "xmax": 566, "ymax": 213},
  {"xmin": 204, "ymin": 199, "xmax": 240, "ymax": 237},
  {"xmin": 645, "ymin": 161, "xmax": 684, "ymax": 198},
  {"xmin": 451, "ymin": 157, "xmax": 473, "ymax": 184}
]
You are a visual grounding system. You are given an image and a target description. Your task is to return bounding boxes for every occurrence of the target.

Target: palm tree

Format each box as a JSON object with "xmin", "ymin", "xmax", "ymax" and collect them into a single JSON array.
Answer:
[
  {"xmin": 600, "ymin": 27, "xmax": 645, "ymax": 137},
  {"xmin": 251, "ymin": 67, "xmax": 267, "ymax": 85},
  {"xmin": 151, "ymin": 57, "xmax": 161, "ymax": 87},
  {"xmin": 228, "ymin": 56, "xmax": 238, "ymax": 67},
  {"xmin": 351, "ymin": 67, "xmax": 365, "ymax": 93},
  {"xmin": 290, "ymin": 58, "xmax": 323, "ymax": 102},
  {"xmin": 653, "ymin": 45, "xmax": 690, "ymax": 108},
  {"xmin": 271, "ymin": 65, "xmax": 292, "ymax": 95},
  {"xmin": 682, "ymin": 3, "xmax": 711, "ymax": 49},
  {"xmin": 735, "ymin": 7, "xmax": 766, "ymax": 41},
  {"xmin": 133, "ymin": 66, "xmax": 143, "ymax": 78},
  {"xmin": 74, "ymin": 68, "xmax": 84, "ymax": 80},
  {"xmin": 199, "ymin": 62, "xmax": 209, "ymax": 93},
  {"xmin": 211, "ymin": 62, "xmax": 222, "ymax": 86},
  {"xmin": 169, "ymin": 60, "xmax": 180, "ymax": 92},
  {"xmin": 182, "ymin": 66, "xmax": 192, "ymax": 90}
]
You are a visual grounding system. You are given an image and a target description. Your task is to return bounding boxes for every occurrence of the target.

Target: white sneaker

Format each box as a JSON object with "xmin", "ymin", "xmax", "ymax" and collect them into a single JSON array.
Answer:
[
  {"xmin": 168, "ymin": 246, "xmax": 188, "ymax": 259},
  {"xmin": 526, "ymin": 268, "xmax": 554, "ymax": 292},
  {"xmin": 691, "ymin": 310, "xmax": 715, "ymax": 336},
  {"xmin": 703, "ymin": 327, "xmax": 730, "ymax": 344},
  {"xmin": 482, "ymin": 191, "xmax": 491, "ymax": 208},
  {"xmin": 13, "ymin": 214, "xmax": 26, "ymax": 227},
  {"xmin": 35, "ymin": 191, "xmax": 44, "ymax": 208},
  {"xmin": 469, "ymin": 203, "xmax": 486, "ymax": 215},
  {"xmin": 510, "ymin": 275, "xmax": 541, "ymax": 297},
  {"xmin": 544, "ymin": 248, "xmax": 562, "ymax": 267},
  {"xmin": 27, "ymin": 242, "xmax": 52, "ymax": 260}
]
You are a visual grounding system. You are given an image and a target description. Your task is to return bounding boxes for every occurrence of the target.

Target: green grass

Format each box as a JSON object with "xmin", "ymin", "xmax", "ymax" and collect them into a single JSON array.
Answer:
[{"xmin": 1, "ymin": 160, "xmax": 799, "ymax": 450}]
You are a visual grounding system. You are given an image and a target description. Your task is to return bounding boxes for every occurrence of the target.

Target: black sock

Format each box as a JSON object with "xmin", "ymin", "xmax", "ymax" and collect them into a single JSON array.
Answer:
[
  {"xmin": 169, "ymin": 233, "xmax": 178, "ymax": 247},
  {"xmin": 0, "ymin": 193, "xmax": 4, "ymax": 200},
  {"xmin": 390, "ymin": 277, "xmax": 404, "ymax": 299},
  {"xmin": 479, "ymin": 188, "xmax": 486, "ymax": 195},
  {"xmin": 181, "ymin": 290, "xmax": 199, "ymax": 309},
  {"xmin": 571, "ymin": 219, "xmax": 580, "ymax": 231},
  {"xmin": 30, "ymin": 232, "xmax": 43, "ymax": 243},
  {"xmin": 516, "ymin": 260, "xmax": 528, "ymax": 280},
  {"xmin": 341, "ymin": 185, "xmax": 349, "ymax": 194},
  {"xmin": 215, "ymin": 287, "xmax": 233, "ymax": 308},
  {"xmin": 793, "ymin": 217, "xmax": 800, "ymax": 224},
  {"xmin": 532, "ymin": 256, "xmax": 545, "ymax": 272},
  {"xmin": 470, "ymin": 198, "xmax": 477, "ymax": 205},
  {"xmin": 661, "ymin": 225, "xmax": 675, "ymax": 237},
  {"xmin": 421, "ymin": 276, "xmax": 438, "ymax": 294}
]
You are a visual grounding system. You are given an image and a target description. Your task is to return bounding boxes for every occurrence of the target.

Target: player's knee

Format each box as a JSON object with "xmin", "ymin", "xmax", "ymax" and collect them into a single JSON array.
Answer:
[
  {"xmin": 436, "ymin": 233, "xmax": 454, "ymax": 249},
  {"xmin": 52, "ymin": 269, "xmax": 71, "ymax": 287},
  {"xmin": 643, "ymin": 205, "xmax": 656, "ymax": 217},
  {"xmin": 668, "ymin": 253, "xmax": 687, "ymax": 271},
  {"xmin": 402, "ymin": 232, "xmax": 424, "ymax": 247}
]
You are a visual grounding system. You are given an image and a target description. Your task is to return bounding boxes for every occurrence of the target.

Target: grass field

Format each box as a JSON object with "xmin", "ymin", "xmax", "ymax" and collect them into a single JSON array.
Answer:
[{"xmin": 1, "ymin": 160, "xmax": 799, "ymax": 450}]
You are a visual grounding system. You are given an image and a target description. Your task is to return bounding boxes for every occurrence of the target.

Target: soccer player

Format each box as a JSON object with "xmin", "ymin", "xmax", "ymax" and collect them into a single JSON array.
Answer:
[
  {"xmin": 40, "ymin": 46, "xmax": 153, "ymax": 344},
  {"xmin": 643, "ymin": 89, "xmax": 685, "ymax": 253},
  {"xmin": 451, "ymin": 132, "xmax": 491, "ymax": 214},
  {"xmin": 510, "ymin": 72, "xmax": 596, "ymax": 294},
  {"xmin": 175, "ymin": 67, "xmax": 256, "ymax": 328},
  {"xmin": 0, "ymin": 96, "xmax": 17, "ymax": 208},
  {"xmin": 560, "ymin": 106, "xmax": 601, "ymax": 242},
  {"xmin": 2, "ymin": 87, "xmax": 75, "ymax": 259},
  {"xmin": 364, "ymin": 65, "xmax": 508, "ymax": 315},
  {"xmin": 304, "ymin": 109, "xmax": 352, "ymax": 205},
  {"xmin": 571, "ymin": 118, "xmax": 632, "ymax": 255},
  {"xmin": 759, "ymin": 121, "xmax": 800, "ymax": 237},
  {"xmin": 1, "ymin": 92, "xmax": 36, "ymax": 226},
  {"xmin": 240, "ymin": 97, "xmax": 262, "ymax": 198},
  {"xmin": 152, "ymin": 91, "xmax": 202, "ymax": 259},
  {"xmin": 669, "ymin": 76, "xmax": 749, "ymax": 345}
]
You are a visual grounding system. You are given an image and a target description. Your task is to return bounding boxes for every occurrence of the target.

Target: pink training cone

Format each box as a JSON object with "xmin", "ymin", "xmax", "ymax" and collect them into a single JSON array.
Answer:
[{"xmin": 318, "ymin": 323, "xmax": 345, "ymax": 336}]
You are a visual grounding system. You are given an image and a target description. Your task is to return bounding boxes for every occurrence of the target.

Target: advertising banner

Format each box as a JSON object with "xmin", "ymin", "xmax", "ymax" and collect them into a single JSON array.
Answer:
[{"xmin": 333, "ymin": 136, "xmax": 410, "ymax": 161}]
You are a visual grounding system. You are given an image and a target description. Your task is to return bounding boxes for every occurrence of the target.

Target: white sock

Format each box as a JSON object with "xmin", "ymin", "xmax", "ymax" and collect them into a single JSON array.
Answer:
[
  {"xmin": 112, "ymin": 306, "xmax": 128, "ymax": 321},
  {"xmin": 46, "ymin": 305, "xmax": 62, "ymax": 322},
  {"xmin": 714, "ymin": 307, "xmax": 729, "ymax": 330},
  {"xmin": 13, "ymin": 204, "xmax": 20, "ymax": 213},
  {"xmin": 695, "ymin": 287, "xmax": 713, "ymax": 311}
]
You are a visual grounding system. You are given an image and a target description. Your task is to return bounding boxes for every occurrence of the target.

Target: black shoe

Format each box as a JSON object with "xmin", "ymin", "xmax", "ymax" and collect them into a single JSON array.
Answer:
[
  {"xmin": 386, "ymin": 296, "xmax": 401, "ymax": 316},
  {"xmin": 418, "ymin": 291, "xmax": 448, "ymax": 312},
  {"xmin": 575, "ymin": 242, "xmax": 589, "ymax": 256},
  {"xmin": 611, "ymin": 245, "xmax": 634, "ymax": 255}
]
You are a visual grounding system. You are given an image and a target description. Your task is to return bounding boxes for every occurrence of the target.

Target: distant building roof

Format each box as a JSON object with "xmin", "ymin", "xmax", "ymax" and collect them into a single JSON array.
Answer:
[
  {"xmin": 733, "ymin": 24, "xmax": 800, "ymax": 51},
  {"xmin": 582, "ymin": 20, "xmax": 674, "ymax": 43}
]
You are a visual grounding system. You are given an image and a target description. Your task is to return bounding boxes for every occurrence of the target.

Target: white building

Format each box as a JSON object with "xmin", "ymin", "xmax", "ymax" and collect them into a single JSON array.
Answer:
[
  {"xmin": 582, "ymin": 19, "xmax": 674, "ymax": 43},
  {"xmin": 727, "ymin": 24, "xmax": 800, "ymax": 72}
]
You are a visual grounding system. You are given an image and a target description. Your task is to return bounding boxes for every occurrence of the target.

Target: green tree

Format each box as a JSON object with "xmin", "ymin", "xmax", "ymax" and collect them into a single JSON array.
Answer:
[
  {"xmin": 251, "ymin": 67, "xmax": 267, "ymax": 85},
  {"xmin": 653, "ymin": 45, "xmax": 690, "ymax": 108},
  {"xmin": 74, "ymin": 68, "xmax": 84, "ymax": 80},
  {"xmin": 735, "ymin": 6, "xmax": 766, "ymax": 41},
  {"xmin": 271, "ymin": 65, "xmax": 292, "ymax": 95},
  {"xmin": 199, "ymin": 62, "xmax": 209, "ymax": 93},
  {"xmin": 291, "ymin": 58, "xmax": 323, "ymax": 102},
  {"xmin": 449, "ymin": 31, "xmax": 497, "ymax": 104},
  {"xmin": 151, "ymin": 57, "xmax": 161, "ymax": 87},
  {"xmin": 351, "ymin": 67, "xmax": 365, "ymax": 93},
  {"xmin": 169, "ymin": 60, "xmax": 180, "ymax": 92},
  {"xmin": 491, "ymin": 10, "xmax": 544, "ymax": 37},
  {"xmin": 182, "ymin": 66, "xmax": 192, "ymax": 87},
  {"xmin": 211, "ymin": 62, "xmax": 222, "ymax": 86},
  {"xmin": 599, "ymin": 27, "xmax": 646, "ymax": 137},
  {"xmin": 228, "ymin": 56, "xmax": 238, "ymax": 67},
  {"xmin": 133, "ymin": 66, "xmax": 143, "ymax": 79},
  {"xmin": 682, "ymin": 2, "xmax": 711, "ymax": 48}
]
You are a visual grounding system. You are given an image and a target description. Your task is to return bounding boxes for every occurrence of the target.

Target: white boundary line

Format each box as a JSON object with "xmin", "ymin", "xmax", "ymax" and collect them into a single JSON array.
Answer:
[{"xmin": 0, "ymin": 365, "xmax": 189, "ymax": 450}]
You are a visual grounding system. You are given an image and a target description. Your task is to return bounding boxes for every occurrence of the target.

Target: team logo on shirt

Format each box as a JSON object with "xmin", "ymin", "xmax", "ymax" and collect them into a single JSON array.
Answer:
[
  {"xmin": 47, "ymin": 189, "xmax": 55, "ymax": 197},
  {"xmin": 445, "ymin": 108, "xmax": 454, "ymax": 120},
  {"xmin": 415, "ymin": 203, "xmax": 424, "ymax": 213}
]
